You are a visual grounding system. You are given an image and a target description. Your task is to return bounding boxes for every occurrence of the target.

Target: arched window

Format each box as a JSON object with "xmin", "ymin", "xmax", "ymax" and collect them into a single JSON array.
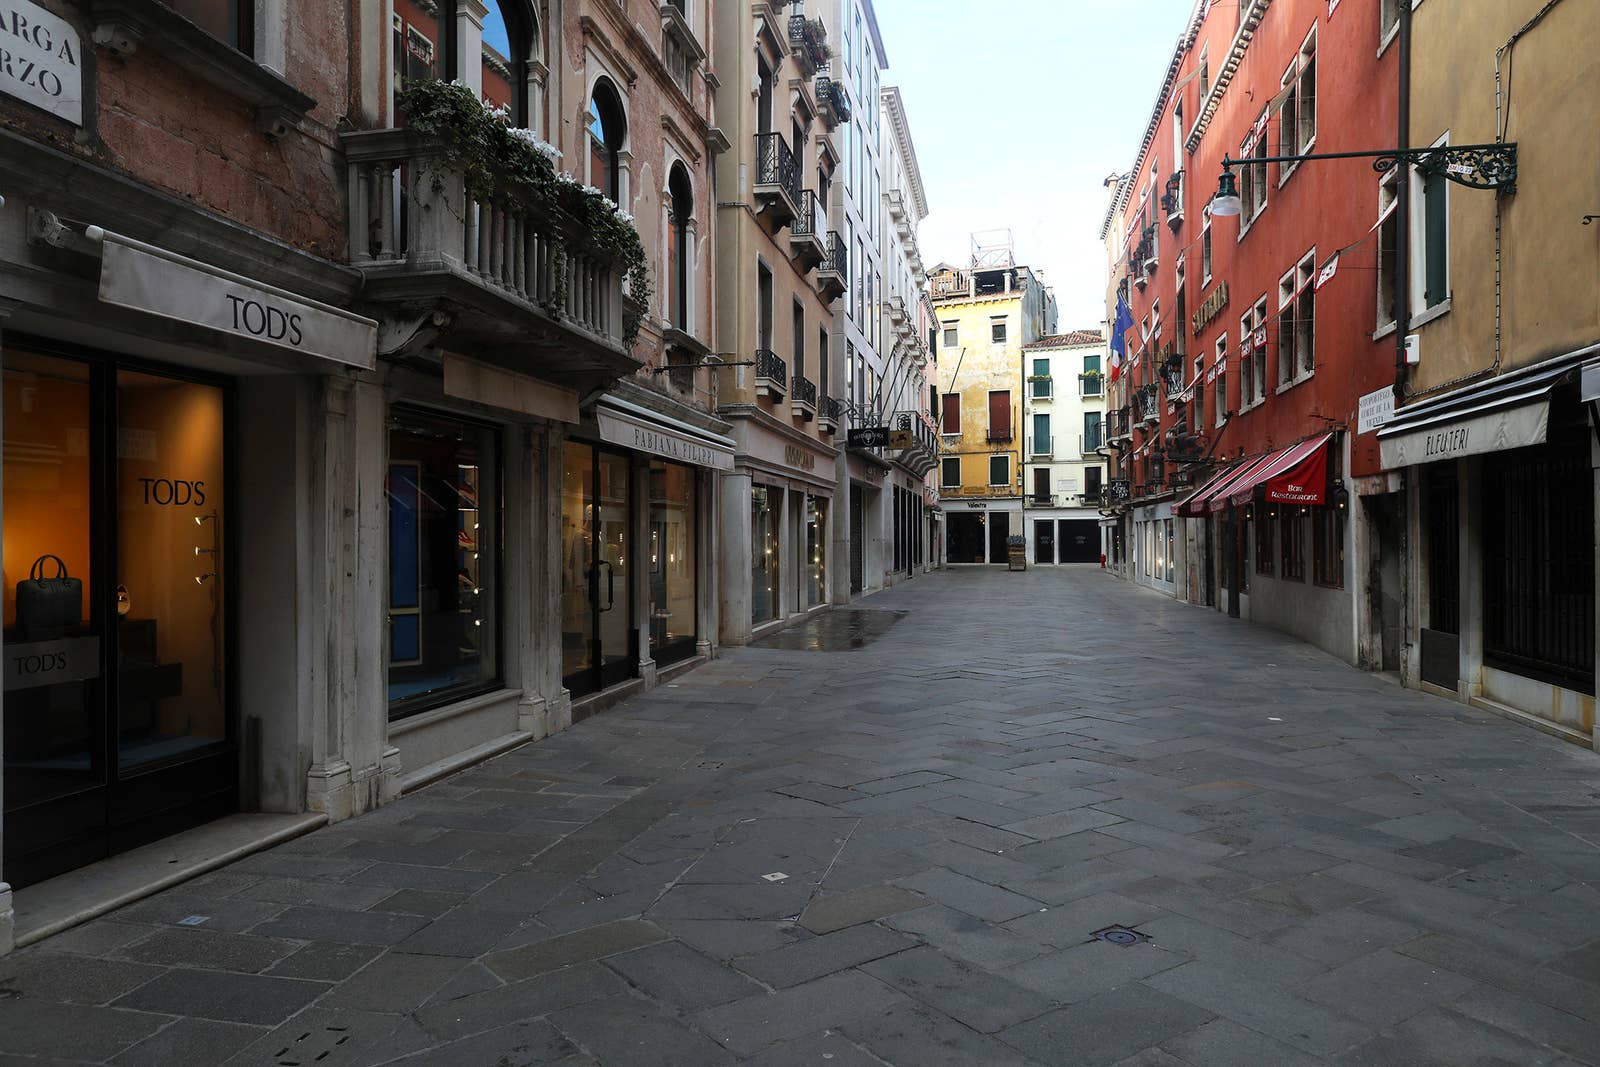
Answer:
[
  {"xmin": 480, "ymin": 1, "xmax": 543, "ymax": 131},
  {"xmin": 667, "ymin": 164, "xmax": 694, "ymax": 331},
  {"xmin": 587, "ymin": 80, "xmax": 627, "ymax": 202}
]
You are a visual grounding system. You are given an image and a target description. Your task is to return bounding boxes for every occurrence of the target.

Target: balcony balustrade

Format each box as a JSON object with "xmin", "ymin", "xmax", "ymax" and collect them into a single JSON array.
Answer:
[
  {"xmin": 816, "ymin": 75, "xmax": 851, "ymax": 127},
  {"xmin": 753, "ymin": 132, "xmax": 800, "ymax": 226},
  {"xmin": 754, "ymin": 347, "xmax": 787, "ymax": 400},
  {"xmin": 818, "ymin": 394, "xmax": 842, "ymax": 434},
  {"xmin": 816, "ymin": 231, "xmax": 847, "ymax": 301},
  {"xmin": 788, "ymin": 189, "xmax": 827, "ymax": 268},
  {"xmin": 790, "ymin": 373, "xmax": 818, "ymax": 420},
  {"xmin": 342, "ymin": 128, "xmax": 631, "ymax": 386}
]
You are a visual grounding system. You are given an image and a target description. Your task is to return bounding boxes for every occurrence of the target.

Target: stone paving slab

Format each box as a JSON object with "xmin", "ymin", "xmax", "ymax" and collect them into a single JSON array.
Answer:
[{"xmin": 2, "ymin": 568, "xmax": 1597, "ymax": 1065}]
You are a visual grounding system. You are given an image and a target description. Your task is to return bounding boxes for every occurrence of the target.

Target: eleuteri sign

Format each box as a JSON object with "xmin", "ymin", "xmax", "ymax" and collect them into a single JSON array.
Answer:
[{"xmin": 0, "ymin": 0, "xmax": 83, "ymax": 125}]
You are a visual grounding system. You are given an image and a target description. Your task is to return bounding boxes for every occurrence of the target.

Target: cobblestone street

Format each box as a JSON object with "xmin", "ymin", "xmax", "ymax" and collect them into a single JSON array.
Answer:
[{"xmin": 3, "ymin": 568, "xmax": 1598, "ymax": 1066}]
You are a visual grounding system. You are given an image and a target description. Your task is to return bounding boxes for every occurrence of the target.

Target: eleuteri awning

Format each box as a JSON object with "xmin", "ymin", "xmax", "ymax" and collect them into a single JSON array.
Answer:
[{"xmin": 1377, "ymin": 361, "xmax": 1579, "ymax": 469}]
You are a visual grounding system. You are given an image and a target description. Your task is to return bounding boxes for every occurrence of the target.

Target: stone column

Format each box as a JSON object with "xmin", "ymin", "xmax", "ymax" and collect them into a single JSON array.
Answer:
[
  {"xmin": 1457, "ymin": 456, "xmax": 1484, "ymax": 702},
  {"xmin": 720, "ymin": 471, "xmax": 752, "ymax": 643},
  {"xmin": 0, "ymin": 301, "xmax": 15, "ymax": 955},
  {"xmin": 697, "ymin": 469, "xmax": 717, "ymax": 658},
  {"xmin": 304, "ymin": 372, "xmax": 397, "ymax": 822},
  {"xmin": 455, "ymin": 0, "xmax": 489, "ymax": 95},
  {"xmin": 634, "ymin": 454, "xmax": 656, "ymax": 686},
  {"xmin": 536, "ymin": 425, "xmax": 572, "ymax": 735}
]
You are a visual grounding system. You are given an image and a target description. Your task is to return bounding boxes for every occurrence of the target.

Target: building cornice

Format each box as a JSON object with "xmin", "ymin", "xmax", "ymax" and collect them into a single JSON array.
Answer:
[
  {"xmin": 881, "ymin": 86, "xmax": 929, "ymax": 218},
  {"xmin": 1185, "ymin": 0, "xmax": 1272, "ymax": 153}
]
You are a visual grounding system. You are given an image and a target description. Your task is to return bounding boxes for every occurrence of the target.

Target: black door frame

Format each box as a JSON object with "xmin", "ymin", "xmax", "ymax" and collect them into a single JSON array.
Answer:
[
  {"xmin": 647, "ymin": 463, "xmax": 698, "ymax": 669},
  {"xmin": 4, "ymin": 335, "xmax": 239, "ymax": 888},
  {"xmin": 563, "ymin": 442, "xmax": 635, "ymax": 699}
]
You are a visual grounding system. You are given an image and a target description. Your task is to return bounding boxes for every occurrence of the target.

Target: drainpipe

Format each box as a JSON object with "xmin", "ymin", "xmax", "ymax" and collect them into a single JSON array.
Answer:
[{"xmin": 1392, "ymin": 0, "xmax": 1412, "ymax": 403}]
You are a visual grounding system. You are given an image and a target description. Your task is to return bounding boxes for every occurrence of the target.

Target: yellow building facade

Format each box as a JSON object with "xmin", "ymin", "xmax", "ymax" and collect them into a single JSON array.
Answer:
[
  {"xmin": 931, "ymin": 247, "xmax": 1056, "ymax": 563},
  {"xmin": 1375, "ymin": 0, "xmax": 1600, "ymax": 746}
]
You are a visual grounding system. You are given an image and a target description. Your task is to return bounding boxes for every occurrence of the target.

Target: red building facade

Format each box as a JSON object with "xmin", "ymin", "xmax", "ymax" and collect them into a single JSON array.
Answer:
[{"xmin": 1103, "ymin": 0, "xmax": 1400, "ymax": 665}]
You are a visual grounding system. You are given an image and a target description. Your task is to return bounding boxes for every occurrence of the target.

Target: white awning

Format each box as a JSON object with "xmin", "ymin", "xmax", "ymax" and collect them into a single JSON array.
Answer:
[
  {"xmin": 97, "ymin": 231, "xmax": 377, "ymax": 370},
  {"xmin": 1377, "ymin": 361, "xmax": 1579, "ymax": 469},
  {"xmin": 594, "ymin": 396, "xmax": 736, "ymax": 471}
]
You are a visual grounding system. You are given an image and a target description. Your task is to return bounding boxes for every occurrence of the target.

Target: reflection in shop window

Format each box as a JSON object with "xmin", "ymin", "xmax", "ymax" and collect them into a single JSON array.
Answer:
[
  {"xmin": 387, "ymin": 407, "xmax": 500, "ymax": 716},
  {"xmin": 649, "ymin": 461, "xmax": 697, "ymax": 666},
  {"xmin": 807, "ymin": 496, "xmax": 828, "ymax": 608},
  {"xmin": 752, "ymin": 485, "xmax": 780, "ymax": 625}
]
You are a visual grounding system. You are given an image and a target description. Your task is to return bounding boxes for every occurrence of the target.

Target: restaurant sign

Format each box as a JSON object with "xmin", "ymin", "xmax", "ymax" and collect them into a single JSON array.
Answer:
[{"xmin": 1191, "ymin": 281, "xmax": 1228, "ymax": 336}]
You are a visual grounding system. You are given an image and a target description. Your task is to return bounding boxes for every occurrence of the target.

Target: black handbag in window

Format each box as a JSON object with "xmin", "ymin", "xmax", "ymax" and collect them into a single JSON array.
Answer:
[{"xmin": 15, "ymin": 554, "xmax": 83, "ymax": 640}]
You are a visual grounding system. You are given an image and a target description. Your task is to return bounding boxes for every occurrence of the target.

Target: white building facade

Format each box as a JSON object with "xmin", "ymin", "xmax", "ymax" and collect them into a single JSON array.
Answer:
[{"xmin": 1021, "ymin": 332, "xmax": 1110, "ymax": 565}]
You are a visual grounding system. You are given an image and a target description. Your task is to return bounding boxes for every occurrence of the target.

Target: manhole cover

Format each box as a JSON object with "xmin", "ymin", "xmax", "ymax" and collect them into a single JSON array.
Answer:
[{"xmin": 1092, "ymin": 925, "xmax": 1148, "ymax": 947}]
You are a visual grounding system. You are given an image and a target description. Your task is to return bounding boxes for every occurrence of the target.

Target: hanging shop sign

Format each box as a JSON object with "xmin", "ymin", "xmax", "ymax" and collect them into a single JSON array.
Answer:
[
  {"xmin": 1109, "ymin": 479, "xmax": 1132, "ymax": 502},
  {"xmin": 98, "ymin": 232, "xmax": 377, "ymax": 370},
  {"xmin": 1191, "ymin": 281, "xmax": 1228, "ymax": 336},
  {"xmin": 847, "ymin": 426, "xmax": 890, "ymax": 448},
  {"xmin": 0, "ymin": 1, "xmax": 83, "ymax": 126}
]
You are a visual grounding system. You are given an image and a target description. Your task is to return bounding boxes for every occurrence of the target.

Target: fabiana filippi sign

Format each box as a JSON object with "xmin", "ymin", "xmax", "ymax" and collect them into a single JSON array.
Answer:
[{"xmin": 0, "ymin": 1, "xmax": 83, "ymax": 125}]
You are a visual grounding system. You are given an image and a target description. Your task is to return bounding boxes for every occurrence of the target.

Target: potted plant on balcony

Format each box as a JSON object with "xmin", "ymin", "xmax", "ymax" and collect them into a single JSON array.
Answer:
[{"xmin": 397, "ymin": 79, "xmax": 653, "ymax": 343}]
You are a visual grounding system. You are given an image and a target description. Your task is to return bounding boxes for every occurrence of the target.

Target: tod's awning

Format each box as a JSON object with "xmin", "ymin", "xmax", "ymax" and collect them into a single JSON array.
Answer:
[
  {"xmin": 1377, "ymin": 361, "xmax": 1580, "ymax": 469},
  {"xmin": 97, "ymin": 231, "xmax": 377, "ymax": 370}
]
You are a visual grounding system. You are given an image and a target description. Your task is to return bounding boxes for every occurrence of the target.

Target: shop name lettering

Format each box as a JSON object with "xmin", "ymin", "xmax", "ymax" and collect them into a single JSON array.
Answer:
[
  {"xmin": 0, "ymin": 6, "xmax": 77, "ymax": 100},
  {"xmin": 630, "ymin": 426, "xmax": 714, "ymax": 466},
  {"xmin": 228, "ymin": 294, "xmax": 305, "ymax": 346},
  {"xmin": 12, "ymin": 649, "xmax": 67, "ymax": 677},
  {"xmin": 1424, "ymin": 427, "xmax": 1469, "ymax": 457},
  {"xmin": 140, "ymin": 478, "xmax": 207, "ymax": 506},
  {"xmin": 784, "ymin": 445, "xmax": 815, "ymax": 470},
  {"xmin": 1191, "ymin": 281, "xmax": 1228, "ymax": 336}
]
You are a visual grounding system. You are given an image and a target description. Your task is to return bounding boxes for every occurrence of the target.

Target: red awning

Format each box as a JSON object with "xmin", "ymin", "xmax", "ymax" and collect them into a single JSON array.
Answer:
[
  {"xmin": 1221, "ymin": 433, "xmax": 1333, "ymax": 508},
  {"xmin": 1174, "ymin": 464, "xmax": 1239, "ymax": 518},
  {"xmin": 1204, "ymin": 453, "xmax": 1280, "ymax": 513}
]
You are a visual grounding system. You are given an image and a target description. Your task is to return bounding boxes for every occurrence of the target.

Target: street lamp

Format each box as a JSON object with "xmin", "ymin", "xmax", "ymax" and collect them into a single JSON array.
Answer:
[
  {"xmin": 1210, "ymin": 142, "xmax": 1519, "ymax": 203},
  {"xmin": 1209, "ymin": 168, "xmax": 1242, "ymax": 217}
]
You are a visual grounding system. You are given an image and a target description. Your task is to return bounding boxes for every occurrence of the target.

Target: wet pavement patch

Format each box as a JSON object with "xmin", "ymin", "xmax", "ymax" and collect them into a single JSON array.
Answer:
[{"xmin": 750, "ymin": 609, "xmax": 908, "ymax": 651}]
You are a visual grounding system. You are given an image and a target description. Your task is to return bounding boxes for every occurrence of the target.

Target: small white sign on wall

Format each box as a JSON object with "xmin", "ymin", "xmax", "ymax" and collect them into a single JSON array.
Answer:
[{"xmin": 0, "ymin": 0, "xmax": 84, "ymax": 126}]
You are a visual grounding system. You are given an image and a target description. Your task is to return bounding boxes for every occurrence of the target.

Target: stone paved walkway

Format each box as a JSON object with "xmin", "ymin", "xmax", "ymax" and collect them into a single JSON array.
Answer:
[{"xmin": 4, "ymin": 568, "xmax": 1599, "ymax": 1065}]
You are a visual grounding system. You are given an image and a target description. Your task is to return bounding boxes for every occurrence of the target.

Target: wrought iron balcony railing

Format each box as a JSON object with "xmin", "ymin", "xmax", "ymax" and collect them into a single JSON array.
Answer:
[
  {"xmin": 754, "ymin": 348, "xmax": 787, "ymax": 399},
  {"xmin": 816, "ymin": 231, "xmax": 847, "ymax": 301},
  {"xmin": 1080, "ymin": 373, "xmax": 1104, "ymax": 397},
  {"xmin": 789, "ymin": 15, "xmax": 829, "ymax": 77},
  {"xmin": 791, "ymin": 372, "xmax": 818, "ymax": 419},
  {"xmin": 788, "ymin": 189, "xmax": 827, "ymax": 267},
  {"xmin": 817, "ymin": 75, "xmax": 851, "ymax": 127},
  {"xmin": 753, "ymin": 132, "xmax": 800, "ymax": 220},
  {"xmin": 818, "ymin": 394, "xmax": 842, "ymax": 433},
  {"xmin": 1083, "ymin": 426, "xmax": 1104, "ymax": 452}
]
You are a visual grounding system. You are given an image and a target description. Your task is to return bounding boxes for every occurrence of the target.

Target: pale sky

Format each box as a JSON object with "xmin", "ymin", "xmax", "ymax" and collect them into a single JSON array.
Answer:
[
  {"xmin": 484, "ymin": 1, "xmax": 1193, "ymax": 330},
  {"xmin": 875, "ymin": 0, "xmax": 1196, "ymax": 332}
]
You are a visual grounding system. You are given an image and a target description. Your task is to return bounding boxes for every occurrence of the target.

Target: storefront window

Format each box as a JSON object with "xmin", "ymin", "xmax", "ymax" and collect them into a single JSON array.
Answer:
[
  {"xmin": 1165, "ymin": 518, "xmax": 1175, "ymax": 583},
  {"xmin": 752, "ymin": 485, "xmax": 780, "ymax": 625},
  {"xmin": 807, "ymin": 496, "xmax": 828, "ymax": 607},
  {"xmin": 649, "ymin": 461, "xmax": 697, "ymax": 665},
  {"xmin": 387, "ymin": 407, "xmax": 500, "ymax": 715}
]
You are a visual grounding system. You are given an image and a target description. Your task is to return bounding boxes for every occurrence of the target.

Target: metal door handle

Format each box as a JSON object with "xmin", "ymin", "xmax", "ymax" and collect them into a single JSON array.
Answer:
[{"xmin": 598, "ymin": 560, "xmax": 615, "ymax": 611}]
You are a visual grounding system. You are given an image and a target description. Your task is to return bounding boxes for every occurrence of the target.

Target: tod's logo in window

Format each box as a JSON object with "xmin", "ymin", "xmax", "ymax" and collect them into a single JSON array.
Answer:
[{"xmin": 140, "ymin": 478, "xmax": 207, "ymax": 506}]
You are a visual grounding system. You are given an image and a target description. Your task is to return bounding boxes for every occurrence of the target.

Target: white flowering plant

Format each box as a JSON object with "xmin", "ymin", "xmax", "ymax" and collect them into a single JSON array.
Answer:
[{"xmin": 398, "ymin": 79, "xmax": 651, "ymax": 343}]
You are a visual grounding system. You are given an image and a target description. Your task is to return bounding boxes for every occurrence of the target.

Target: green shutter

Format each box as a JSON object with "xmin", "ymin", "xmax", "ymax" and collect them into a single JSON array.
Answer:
[{"xmin": 1424, "ymin": 169, "xmax": 1448, "ymax": 307}]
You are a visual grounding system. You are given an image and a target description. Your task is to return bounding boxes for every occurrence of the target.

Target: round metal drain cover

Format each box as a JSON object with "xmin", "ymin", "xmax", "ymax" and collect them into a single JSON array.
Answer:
[{"xmin": 1093, "ymin": 926, "xmax": 1147, "ymax": 946}]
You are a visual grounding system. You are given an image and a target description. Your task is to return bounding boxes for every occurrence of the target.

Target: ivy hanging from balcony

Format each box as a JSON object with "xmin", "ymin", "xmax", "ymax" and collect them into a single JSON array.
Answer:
[{"xmin": 397, "ymin": 79, "xmax": 652, "ymax": 343}]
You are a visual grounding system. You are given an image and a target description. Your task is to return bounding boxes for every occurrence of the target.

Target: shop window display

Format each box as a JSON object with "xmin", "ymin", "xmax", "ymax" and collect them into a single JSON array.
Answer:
[{"xmin": 387, "ymin": 407, "xmax": 500, "ymax": 715}]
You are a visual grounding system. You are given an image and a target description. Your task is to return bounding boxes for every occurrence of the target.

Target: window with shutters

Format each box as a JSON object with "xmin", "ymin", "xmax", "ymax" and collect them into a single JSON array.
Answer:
[
  {"xmin": 987, "ymin": 391, "xmax": 1012, "ymax": 443},
  {"xmin": 942, "ymin": 321, "xmax": 958, "ymax": 348},
  {"xmin": 941, "ymin": 457, "xmax": 960, "ymax": 489},
  {"xmin": 1277, "ymin": 28, "xmax": 1316, "ymax": 184},
  {"xmin": 1376, "ymin": 170, "xmax": 1400, "ymax": 332},
  {"xmin": 1032, "ymin": 413, "xmax": 1050, "ymax": 456},
  {"xmin": 1411, "ymin": 135, "xmax": 1451, "ymax": 319},
  {"xmin": 1214, "ymin": 333, "xmax": 1228, "ymax": 428},
  {"xmin": 991, "ymin": 317, "xmax": 1008, "ymax": 345},
  {"xmin": 940, "ymin": 393, "xmax": 961, "ymax": 435},
  {"xmin": 989, "ymin": 454, "xmax": 1009, "ymax": 487}
]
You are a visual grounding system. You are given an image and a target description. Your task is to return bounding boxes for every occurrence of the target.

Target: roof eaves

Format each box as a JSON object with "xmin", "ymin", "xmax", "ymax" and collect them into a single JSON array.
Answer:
[{"xmin": 1186, "ymin": 0, "xmax": 1272, "ymax": 153}]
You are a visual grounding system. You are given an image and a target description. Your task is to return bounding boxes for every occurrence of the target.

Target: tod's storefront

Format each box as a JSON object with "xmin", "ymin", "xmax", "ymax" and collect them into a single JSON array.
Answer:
[{"xmin": 0, "ymin": 210, "xmax": 380, "ymax": 936}]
